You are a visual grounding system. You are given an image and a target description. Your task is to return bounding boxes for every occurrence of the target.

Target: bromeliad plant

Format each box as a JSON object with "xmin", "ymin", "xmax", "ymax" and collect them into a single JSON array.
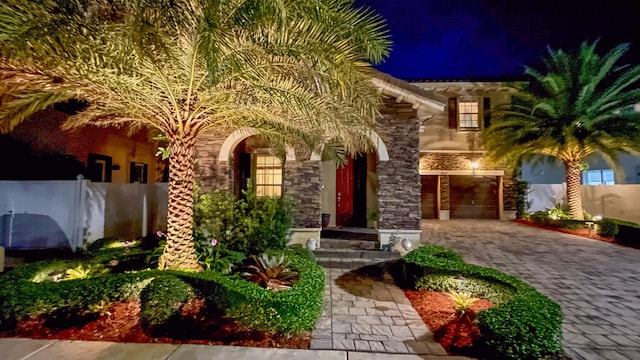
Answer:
[
  {"xmin": 241, "ymin": 253, "xmax": 299, "ymax": 291},
  {"xmin": 449, "ymin": 291, "xmax": 480, "ymax": 319}
]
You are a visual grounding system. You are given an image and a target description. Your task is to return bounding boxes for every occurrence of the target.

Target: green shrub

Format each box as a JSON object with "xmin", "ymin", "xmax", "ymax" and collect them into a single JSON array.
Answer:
[
  {"xmin": 477, "ymin": 293, "xmax": 562, "ymax": 360},
  {"xmin": 193, "ymin": 186, "xmax": 294, "ymax": 254},
  {"xmin": 529, "ymin": 211, "xmax": 587, "ymax": 230},
  {"xmin": 194, "ymin": 239, "xmax": 245, "ymax": 273},
  {"xmin": 285, "ymin": 247, "xmax": 316, "ymax": 263},
  {"xmin": 0, "ymin": 249, "xmax": 323, "ymax": 336},
  {"xmin": 139, "ymin": 275, "xmax": 193, "ymax": 330},
  {"xmin": 550, "ymin": 219, "xmax": 587, "ymax": 230},
  {"xmin": 514, "ymin": 179, "xmax": 529, "ymax": 219},
  {"xmin": 400, "ymin": 245, "xmax": 563, "ymax": 360},
  {"xmin": 529, "ymin": 211, "xmax": 551, "ymax": 226},
  {"xmin": 608, "ymin": 219, "xmax": 640, "ymax": 245},
  {"xmin": 177, "ymin": 249, "xmax": 324, "ymax": 334},
  {"xmin": 529, "ymin": 205, "xmax": 575, "ymax": 228},
  {"xmin": 0, "ymin": 260, "xmax": 157, "ymax": 330},
  {"xmin": 85, "ymin": 237, "xmax": 121, "ymax": 253},
  {"xmin": 86, "ymin": 237, "xmax": 139, "ymax": 254},
  {"xmin": 547, "ymin": 205, "xmax": 571, "ymax": 220},
  {"xmin": 403, "ymin": 244, "xmax": 464, "ymax": 263},
  {"xmin": 597, "ymin": 219, "xmax": 619, "ymax": 237}
]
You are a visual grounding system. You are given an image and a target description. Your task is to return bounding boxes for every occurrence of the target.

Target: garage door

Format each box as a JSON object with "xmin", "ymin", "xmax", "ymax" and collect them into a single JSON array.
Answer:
[
  {"xmin": 421, "ymin": 175, "xmax": 438, "ymax": 219},
  {"xmin": 450, "ymin": 175, "xmax": 499, "ymax": 219}
]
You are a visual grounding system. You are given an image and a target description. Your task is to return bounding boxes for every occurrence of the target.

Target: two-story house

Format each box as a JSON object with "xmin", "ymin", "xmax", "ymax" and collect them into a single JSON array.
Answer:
[{"xmin": 194, "ymin": 73, "xmax": 519, "ymax": 249}]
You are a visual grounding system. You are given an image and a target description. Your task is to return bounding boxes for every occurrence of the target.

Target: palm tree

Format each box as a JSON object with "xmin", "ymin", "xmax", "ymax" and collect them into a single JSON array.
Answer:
[
  {"xmin": 0, "ymin": 0, "xmax": 391, "ymax": 270},
  {"xmin": 483, "ymin": 41, "xmax": 640, "ymax": 220}
]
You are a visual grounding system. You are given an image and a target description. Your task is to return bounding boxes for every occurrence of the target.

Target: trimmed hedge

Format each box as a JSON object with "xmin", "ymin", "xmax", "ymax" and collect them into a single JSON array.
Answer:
[
  {"xmin": 597, "ymin": 219, "xmax": 618, "ymax": 237},
  {"xmin": 529, "ymin": 213, "xmax": 588, "ymax": 230},
  {"xmin": 401, "ymin": 245, "xmax": 563, "ymax": 360},
  {"xmin": 0, "ymin": 260, "xmax": 157, "ymax": 330},
  {"xmin": 176, "ymin": 249, "xmax": 324, "ymax": 334},
  {"xmin": 0, "ymin": 249, "xmax": 324, "ymax": 335},
  {"xmin": 140, "ymin": 275, "xmax": 194, "ymax": 331},
  {"xmin": 606, "ymin": 218, "xmax": 640, "ymax": 246}
]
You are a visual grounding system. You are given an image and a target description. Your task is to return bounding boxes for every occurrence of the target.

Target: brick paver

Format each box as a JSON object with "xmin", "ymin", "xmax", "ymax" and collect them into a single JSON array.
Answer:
[
  {"xmin": 311, "ymin": 259, "xmax": 448, "ymax": 356},
  {"xmin": 422, "ymin": 220, "xmax": 640, "ymax": 360}
]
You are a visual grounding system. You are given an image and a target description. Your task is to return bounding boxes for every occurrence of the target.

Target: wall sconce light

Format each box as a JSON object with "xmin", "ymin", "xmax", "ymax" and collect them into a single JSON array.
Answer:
[{"xmin": 470, "ymin": 161, "xmax": 479, "ymax": 170}]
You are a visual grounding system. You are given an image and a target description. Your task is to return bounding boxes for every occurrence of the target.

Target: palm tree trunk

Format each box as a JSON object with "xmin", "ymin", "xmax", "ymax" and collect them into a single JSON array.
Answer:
[
  {"xmin": 565, "ymin": 160, "xmax": 584, "ymax": 220},
  {"xmin": 158, "ymin": 135, "xmax": 201, "ymax": 271}
]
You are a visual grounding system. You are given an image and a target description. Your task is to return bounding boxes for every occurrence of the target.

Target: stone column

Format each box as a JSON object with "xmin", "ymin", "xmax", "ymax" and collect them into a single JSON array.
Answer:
[
  {"xmin": 284, "ymin": 159, "xmax": 322, "ymax": 246},
  {"xmin": 194, "ymin": 133, "xmax": 232, "ymax": 191},
  {"xmin": 376, "ymin": 105, "xmax": 422, "ymax": 250}
]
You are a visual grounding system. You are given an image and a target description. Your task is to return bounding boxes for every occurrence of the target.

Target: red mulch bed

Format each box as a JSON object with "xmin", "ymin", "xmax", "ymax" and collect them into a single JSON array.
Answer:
[
  {"xmin": 404, "ymin": 290, "xmax": 495, "ymax": 356},
  {"xmin": 513, "ymin": 219, "xmax": 616, "ymax": 243},
  {"xmin": 0, "ymin": 298, "xmax": 310, "ymax": 348}
]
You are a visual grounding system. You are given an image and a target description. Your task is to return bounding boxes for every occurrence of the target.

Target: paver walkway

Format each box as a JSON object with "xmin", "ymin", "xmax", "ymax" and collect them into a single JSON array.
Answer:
[
  {"xmin": 310, "ymin": 250, "xmax": 468, "ymax": 358},
  {"xmin": 422, "ymin": 220, "xmax": 640, "ymax": 360}
]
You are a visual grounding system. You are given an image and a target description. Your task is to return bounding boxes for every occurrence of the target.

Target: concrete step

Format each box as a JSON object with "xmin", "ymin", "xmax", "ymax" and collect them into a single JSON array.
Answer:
[
  {"xmin": 314, "ymin": 248, "xmax": 400, "ymax": 260},
  {"xmin": 320, "ymin": 228, "xmax": 378, "ymax": 242},
  {"xmin": 314, "ymin": 249, "xmax": 401, "ymax": 270},
  {"xmin": 316, "ymin": 258, "xmax": 392, "ymax": 269},
  {"xmin": 320, "ymin": 238, "xmax": 378, "ymax": 250}
]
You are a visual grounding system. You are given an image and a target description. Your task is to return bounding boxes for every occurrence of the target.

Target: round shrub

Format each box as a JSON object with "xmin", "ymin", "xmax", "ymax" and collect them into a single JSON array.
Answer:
[
  {"xmin": 597, "ymin": 219, "xmax": 619, "ymax": 237},
  {"xmin": 140, "ymin": 275, "xmax": 193, "ymax": 331}
]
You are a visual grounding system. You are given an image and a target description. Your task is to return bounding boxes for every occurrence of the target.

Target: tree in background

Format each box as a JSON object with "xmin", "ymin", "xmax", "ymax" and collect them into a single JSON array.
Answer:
[
  {"xmin": 0, "ymin": 0, "xmax": 391, "ymax": 270},
  {"xmin": 483, "ymin": 41, "xmax": 640, "ymax": 219}
]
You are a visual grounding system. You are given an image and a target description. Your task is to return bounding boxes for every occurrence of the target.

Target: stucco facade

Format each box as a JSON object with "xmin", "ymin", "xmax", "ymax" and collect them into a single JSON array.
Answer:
[
  {"xmin": 412, "ymin": 81, "xmax": 518, "ymax": 220},
  {"xmin": 3, "ymin": 108, "xmax": 163, "ymax": 184}
]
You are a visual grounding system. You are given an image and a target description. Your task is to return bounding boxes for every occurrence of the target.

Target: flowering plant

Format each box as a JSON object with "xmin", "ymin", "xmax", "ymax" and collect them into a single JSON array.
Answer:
[{"xmin": 194, "ymin": 235, "xmax": 244, "ymax": 273}]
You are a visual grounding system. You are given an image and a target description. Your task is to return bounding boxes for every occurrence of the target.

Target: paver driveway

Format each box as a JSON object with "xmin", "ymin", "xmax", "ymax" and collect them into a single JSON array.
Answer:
[{"xmin": 421, "ymin": 220, "xmax": 640, "ymax": 360}]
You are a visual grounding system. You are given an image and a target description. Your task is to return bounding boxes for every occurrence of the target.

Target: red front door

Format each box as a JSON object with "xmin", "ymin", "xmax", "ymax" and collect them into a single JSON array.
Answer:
[{"xmin": 336, "ymin": 158, "xmax": 354, "ymax": 226}]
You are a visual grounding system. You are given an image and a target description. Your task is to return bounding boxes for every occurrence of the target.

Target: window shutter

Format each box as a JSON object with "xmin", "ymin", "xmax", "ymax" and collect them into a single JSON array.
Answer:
[
  {"xmin": 448, "ymin": 98, "xmax": 458, "ymax": 129},
  {"xmin": 483, "ymin": 97, "xmax": 491, "ymax": 129}
]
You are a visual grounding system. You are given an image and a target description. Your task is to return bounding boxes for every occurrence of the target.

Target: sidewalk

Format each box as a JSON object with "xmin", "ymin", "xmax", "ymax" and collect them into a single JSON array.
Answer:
[{"xmin": 1, "ymin": 338, "xmax": 473, "ymax": 360}]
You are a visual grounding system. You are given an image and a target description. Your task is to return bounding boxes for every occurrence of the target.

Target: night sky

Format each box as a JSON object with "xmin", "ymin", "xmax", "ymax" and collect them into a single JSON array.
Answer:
[{"xmin": 356, "ymin": 0, "xmax": 640, "ymax": 81}]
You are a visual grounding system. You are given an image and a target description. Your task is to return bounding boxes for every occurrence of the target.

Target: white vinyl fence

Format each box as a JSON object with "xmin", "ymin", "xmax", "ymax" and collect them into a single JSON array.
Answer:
[
  {"xmin": 0, "ymin": 176, "xmax": 168, "ymax": 251},
  {"xmin": 527, "ymin": 183, "xmax": 640, "ymax": 224}
]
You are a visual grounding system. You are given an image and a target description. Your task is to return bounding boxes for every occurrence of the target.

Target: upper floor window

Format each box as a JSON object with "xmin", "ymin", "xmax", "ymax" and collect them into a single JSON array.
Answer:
[
  {"xmin": 458, "ymin": 98, "xmax": 480, "ymax": 129},
  {"xmin": 448, "ymin": 97, "xmax": 490, "ymax": 131},
  {"xmin": 582, "ymin": 169, "xmax": 614, "ymax": 185},
  {"xmin": 254, "ymin": 153, "xmax": 282, "ymax": 197}
]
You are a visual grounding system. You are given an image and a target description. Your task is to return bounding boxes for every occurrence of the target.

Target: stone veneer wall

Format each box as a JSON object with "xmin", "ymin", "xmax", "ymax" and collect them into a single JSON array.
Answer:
[
  {"xmin": 419, "ymin": 153, "xmax": 516, "ymax": 212},
  {"xmin": 284, "ymin": 158, "xmax": 322, "ymax": 228},
  {"xmin": 194, "ymin": 132, "xmax": 321, "ymax": 228},
  {"xmin": 194, "ymin": 132, "xmax": 232, "ymax": 191},
  {"xmin": 377, "ymin": 98, "xmax": 422, "ymax": 230},
  {"xmin": 502, "ymin": 168, "xmax": 516, "ymax": 212}
]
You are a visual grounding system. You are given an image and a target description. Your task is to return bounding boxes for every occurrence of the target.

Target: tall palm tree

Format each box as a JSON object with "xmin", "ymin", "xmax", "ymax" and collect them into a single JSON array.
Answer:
[
  {"xmin": 483, "ymin": 41, "xmax": 640, "ymax": 220},
  {"xmin": 0, "ymin": 0, "xmax": 391, "ymax": 270}
]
